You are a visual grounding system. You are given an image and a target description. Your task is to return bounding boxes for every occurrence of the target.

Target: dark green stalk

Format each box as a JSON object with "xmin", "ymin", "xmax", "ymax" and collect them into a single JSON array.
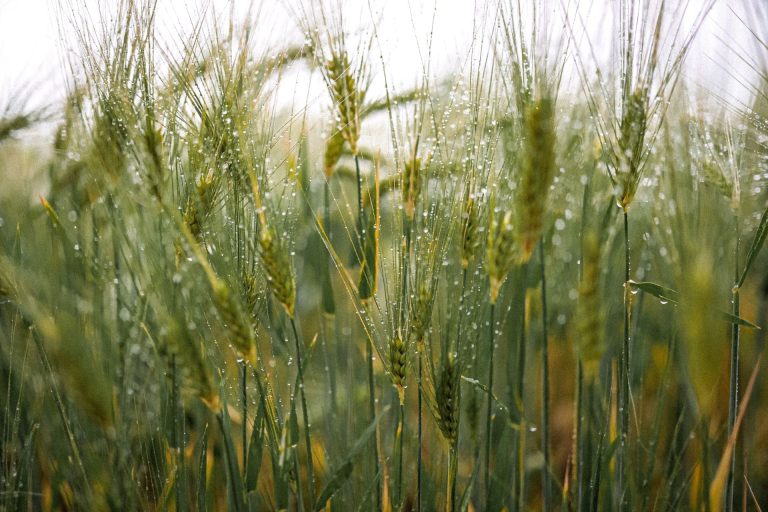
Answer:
[
  {"xmin": 294, "ymin": 453, "xmax": 305, "ymax": 512},
  {"xmin": 367, "ymin": 332, "xmax": 381, "ymax": 511},
  {"xmin": 241, "ymin": 361, "xmax": 248, "ymax": 475},
  {"xmin": 289, "ymin": 315, "xmax": 315, "ymax": 506},
  {"xmin": 357, "ymin": 151, "xmax": 379, "ymax": 510},
  {"xmin": 324, "ymin": 178, "xmax": 332, "ymax": 240},
  {"xmin": 540, "ymin": 241, "xmax": 551, "ymax": 510},
  {"xmin": 396, "ymin": 218, "xmax": 412, "ymax": 511},
  {"xmin": 517, "ymin": 416, "xmax": 527, "ymax": 512},
  {"xmin": 516, "ymin": 265, "xmax": 530, "ymax": 512},
  {"xmin": 447, "ymin": 267, "xmax": 468, "ymax": 511},
  {"xmin": 172, "ymin": 356, "xmax": 182, "ymax": 512},
  {"xmin": 447, "ymin": 446, "xmax": 458, "ymax": 512},
  {"xmin": 619, "ymin": 209, "xmax": 630, "ymax": 510},
  {"xmin": 576, "ymin": 361, "xmax": 585, "ymax": 512},
  {"xmin": 396, "ymin": 401, "xmax": 405, "ymax": 510},
  {"xmin": 417, "ymin": 347, "xmax": 423, "ymax": 512},
  {"xmin": 456, "ymin": 268, "xmax": 468, "ymax": 354},
  {"xmin": 484, "ymin": 302, "xmax": 496, "ymax": 509},
  {"xmin": 590, "ymin": 390, "xmax": 604, "ymax": 512},
  {"xmin": 725, "ymin": 217, "xmax": 740, "ymax": 512}
]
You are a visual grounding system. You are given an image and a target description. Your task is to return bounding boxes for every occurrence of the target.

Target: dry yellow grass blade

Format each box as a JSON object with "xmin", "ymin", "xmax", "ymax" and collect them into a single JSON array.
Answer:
[{"xmin": 709, "ymin": 354, "xmax": 762, "ymax": 510}]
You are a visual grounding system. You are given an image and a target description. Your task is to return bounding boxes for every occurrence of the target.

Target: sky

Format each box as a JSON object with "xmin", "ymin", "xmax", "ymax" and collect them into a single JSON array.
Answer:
[{"xmin": 0, "ymin": 0, "xmax": 764, "ymax": 117}]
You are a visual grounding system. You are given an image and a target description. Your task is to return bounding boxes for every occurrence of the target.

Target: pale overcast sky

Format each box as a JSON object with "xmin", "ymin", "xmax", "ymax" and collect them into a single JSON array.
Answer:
[{"xmin": 0, "ymin": 1, "xmax": 762, "ymax": 114}]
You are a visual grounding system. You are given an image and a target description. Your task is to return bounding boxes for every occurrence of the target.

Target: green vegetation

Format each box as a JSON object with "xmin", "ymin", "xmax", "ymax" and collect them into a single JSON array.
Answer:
[{"xmin": 2, "ymin": 0, "xmax": 768, "ymax": 510}]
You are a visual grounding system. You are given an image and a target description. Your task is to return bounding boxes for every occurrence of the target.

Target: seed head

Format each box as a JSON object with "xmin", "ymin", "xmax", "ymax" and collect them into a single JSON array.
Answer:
[
  {"xmin": 518, "ymin": 97, "xmax": 556, "ymax": 262},
  {"xmin": 409, "ymin": 282, "xmax": 434, "ymax": 343},
  {"xmin": 576, "ymin": 233, "xmax": 604, "ymax": 379},
  {"xmin": 389, "ymin": 333, "xmax": 407, "ymax": 403},
  {"xmin": 487, "ymin": 209, "xmax": 516, "ymax": 303},
  {"xmin": 437, "ymin": 355, "xmax": 461, "ymax": 446},
  {"xmin": 258, "ymin": 226, "xmax": 296, "ymax": 318},
  {"xmin": 212, "ymin": 279, "xmax": 255, "ymax": 362},
  {"xmin": 616, "ymin": 88, "xmax": 648, "ymax": 210},
  {"xmin": 324, "ymin": 127, "xmax": 346, "ymax": 177},
  {"xmin": 325, "ymin": 51, "xmax": 362, "ymax": 155}
]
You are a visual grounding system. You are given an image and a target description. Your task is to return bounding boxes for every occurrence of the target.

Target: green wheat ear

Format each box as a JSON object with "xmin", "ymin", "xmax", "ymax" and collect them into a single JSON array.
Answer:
[
  {"xmin": 325, "ymin": 50, "xmax": 363, "ymax": 156},
  {"xmin": 250, "ymin": 172, "xmax": 296, "ymax": 317},
  {"xmin": 409, "ymin": 281, "xmax": 434, "ymax": 344},
  {"xmin": 389, "ymin": 333, "xmax": 407, "ymax": 403},
  {"xmin": 577, "ymin": 232, "xmax": 605, "ymax": 380},
  {"xmin": 324, "ymin": 126, "xmax": 346, "ymax": 177},
  {"xmin": 487, "ymin": 207, "xmax": 516, "ymax": 304},
  {"xmin": 518, "ymin": 97, "xmax": 556, "ymax": 263},
  {"xmin": 358, "ymin": 157, "xmax": 380, "ymax": 301},
  {"xmin": 258, "ymin": 226, "xmax": 296, "ymax": 318},
  {"xmin": 616, "ymin": 88, "xmax": 648, "ymax": 210},
  {"xmin": 436, "ymin": 354, "xmax": 461, "ymax": 446}
]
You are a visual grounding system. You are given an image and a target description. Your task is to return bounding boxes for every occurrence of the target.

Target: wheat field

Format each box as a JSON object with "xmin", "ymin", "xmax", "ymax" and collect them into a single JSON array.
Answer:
[{"xmin": 1, "ymin": 0, "xmax": 768, "ymax": 510}]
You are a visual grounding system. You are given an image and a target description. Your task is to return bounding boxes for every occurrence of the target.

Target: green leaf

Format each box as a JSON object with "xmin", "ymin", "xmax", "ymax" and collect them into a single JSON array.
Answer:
[
  {"xmin": 458, "ymin": 455, "xmax": 480, "ymax": 512},
  {"xmin": 349, "ymin": 405, "xmax": 389, "ymax": 459},
  {"xmin": 312, "ymin": 406, "xmax": 389, "ymax": 511},
  {"xmin": 313, "ymin": 461, "xmax": 353, "ymax": 511},
  {"xmin": 321, "ymin": 255, "xmax": 336, "ymax": 315},
  {"xmin": 628, "ymin": 281, "xmax": 760, "ymax": 329},
  {"xmin": 720, "ymin": 311, "xmax": 760, "ymax": 330},
  {"xmin": 627, "ymin": 281, "xmax": 680, "ymax": 303},
  {"xmin": 289, "ymin": 399, "xmax": 300, "ymax": 449},
  {"xmin": 218, "ymin": 408, "xmax": 246, "ymax": 512},
  {"xmin": 738, "ymin": 205, "xmax": 768, "ymax": 289},
  {"xmin": 461, "ymin": 376, "xmax": 523, "ymax": 429},
  {"xmin": 197, "ymin": 423, "xmax": 209, "ymax": 512},
  {"xmin": 245, "ymin": 403, "xmax": 265, "ymax": 492}
]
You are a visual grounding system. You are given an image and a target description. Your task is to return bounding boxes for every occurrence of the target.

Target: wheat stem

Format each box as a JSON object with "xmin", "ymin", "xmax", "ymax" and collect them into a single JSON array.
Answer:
[
  {"xmin": 396, "ymin": 400, "xmax": 405, "ymax": 510},
  {"xmin": 515, "ymin": 271, "xmax": 529, "ymax": 512},
  {"xmin": 417, "ymin": 348, "xmax": 423, "ymax": 512},
  {"xmin": 240, "ymin": 361, "xmax": 247, "ymax": 471},
  {"xmin": 395, "ymin": 218, "xmax": 412, "ymax": 511},
  {"xmin": 726, "ymin": 215, "xmax": 740, "ymax": 512},
  {"xmin": 289, "ymin": 314, "xmax": 315, "ymax": 506},
  {"xmin": 575, "ymin": 360, "xmax": 585, "ymax": 511},
  {"xmin": 447, "ymin": 446, "xmax": 458, "ymax": 512},
  {"xmin": 171, "ymin": 356, "xmax": 183, "ymax": 511},
  {"xmin": 540, "ymin": 240, "xmax": 552, "ymax": 510},
  {"xmin": 367, "ymin": 330, "xmax": 381, "ymax": 510},
  {"xmin": 484, "ymin": 302, "xmax": 496, "ymax": 509},
  {"xmin": 619, "ymin": 209, "xmax": 631, "ymax": 510},
  {"xmin": 456, "ymin": 267, "xmax": 468, "ymax": 355}
]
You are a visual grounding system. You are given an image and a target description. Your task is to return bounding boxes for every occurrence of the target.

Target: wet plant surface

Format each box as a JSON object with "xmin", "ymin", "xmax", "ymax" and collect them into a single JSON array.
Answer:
[{"xmin": 1, "ymin": 1, "xmax": 768, "ymax": 510}]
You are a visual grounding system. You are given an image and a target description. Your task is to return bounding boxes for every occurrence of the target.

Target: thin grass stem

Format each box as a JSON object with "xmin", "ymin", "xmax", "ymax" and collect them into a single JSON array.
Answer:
[
  {"xmin": 619, "ymin": 209, "xmax": 631, "ymax": 510},
  {"xmin": 367, "ymin": 331, "xmax": 381, "ymax": 511},
  {"xmin": 726, "ymin": 216, "xmax": 740, "ymax": 512},
  {"xmin": 289, "ymin": 315, "xmax": 315, "ymax": 507},
  {"xmin": 540, "ymin": 240, "xmax": 552, "ymax": 510},
  {"xmin": 447, "ymin": 446, "xmax": 458, "ymax": 512},
  {"xmin": 417, "ymin": 352, "xmax": 423, "ymax": 512},
  {"xmin": 484, "ymin": 302, "xmax": 496, "ymax": 509}
]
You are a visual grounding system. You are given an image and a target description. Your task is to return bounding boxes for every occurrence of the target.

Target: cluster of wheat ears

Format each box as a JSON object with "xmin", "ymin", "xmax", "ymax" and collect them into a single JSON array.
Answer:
[{"xmin": 2, "ymin": 0, "xmax": 768, "ymax": 510}]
